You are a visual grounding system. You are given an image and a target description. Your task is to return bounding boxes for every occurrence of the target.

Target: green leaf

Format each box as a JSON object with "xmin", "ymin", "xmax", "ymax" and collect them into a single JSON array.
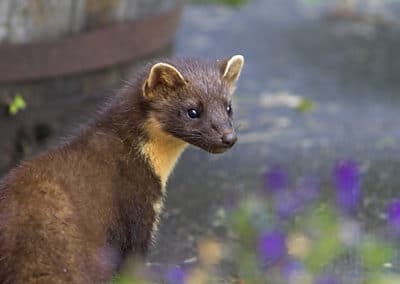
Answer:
[
  {"xmin": 376, "ymin": 136, "xmax": 396, "ymax": 150},
  {"xmin": 305, "ymin": 232, "xmax": 342, "ymax": 272},
  {"xmin": 112, "ymin": 273, "xmax": 151, "ymax": 284},
  {"xmin": 236, "ymin": 251, "xmax": 263, "ymax": 284},
  {"xmin": 360, "ymin": 236, "xmax": 394, "ymax": 271},
  {"xmin": 231, "ymin": 204, "xmax": 259, "ymax": 246},
  {"xmin": 364, "ymin": 274, "xmax": 400, "ymax": 284},
  {"xmin": 296, "ymin": 98, "xmax": 315, "ymax": 113},
  {"xmin": 308, "ymin": 205, "xmax": 338, "ymax": 235},
  {"xmin": 303, "ymin": 205, "xmax": 342, "ymax": 272},
  {"xmin": 8, "ymin": 95, "xmax": 27, "ymax": 116}
]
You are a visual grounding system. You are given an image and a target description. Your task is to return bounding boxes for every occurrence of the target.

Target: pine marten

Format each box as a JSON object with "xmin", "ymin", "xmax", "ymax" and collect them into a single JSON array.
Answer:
[{"xmin": 0, "ymin": 55, "xmax": 244, "ymax": 283}]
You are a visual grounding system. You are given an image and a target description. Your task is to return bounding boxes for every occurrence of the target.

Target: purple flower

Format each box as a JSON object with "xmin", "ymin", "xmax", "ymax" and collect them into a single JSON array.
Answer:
[
  {"xmin": 273, "ymin": 192, "xmax": 301, "ymax": 219},
  {"xmin": 282, "ymin": 260, "xmax": 304, "ymax": 280},
  {"xmin": 387, "ymin": 199, "xmax": 400, "ymax": 233},
  {"xmin": 264, "ymin": 165, "xmax": 289, "ymax": 193},
  {"xmin": 272, "ymin": 175, "xmax": 321, "ymax": 220},
  {"xmin": 296, "ymin": 175, "xmax": 321, "ymax": 203},
  {"xmin": 165, "ymin": 267, "xmax": 186, "ymax": 284},
  {"xmin": 314, "ymin": 275, "xmax": 339, "ymax": 284},
  {"xmin": 258, "ymin": 230, "xmax": 287, "ymax": 265},
  {"xmin": 333, "ymin": 159, "xmax": 361, "ymax": 213}
]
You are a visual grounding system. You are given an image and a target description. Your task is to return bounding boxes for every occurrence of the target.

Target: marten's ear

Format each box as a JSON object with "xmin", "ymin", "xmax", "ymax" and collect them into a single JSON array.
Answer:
[
  {"xmin": 220, "ymin": 55, "xmax": 244, "ymax": 88},
  {"xmin": 143, "ymin": 63, "xmax": 187, "ymax": 98}
]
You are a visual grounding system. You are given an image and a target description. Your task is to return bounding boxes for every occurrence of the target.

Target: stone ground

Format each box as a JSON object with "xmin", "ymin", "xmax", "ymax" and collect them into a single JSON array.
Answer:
[{"xmin": 148, "ymin": 0, "xmax": 400, "ymax": 279}]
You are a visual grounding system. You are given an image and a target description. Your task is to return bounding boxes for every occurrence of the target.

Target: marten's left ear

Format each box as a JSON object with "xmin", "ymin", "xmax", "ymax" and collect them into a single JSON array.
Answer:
[
  {"xmin": 143, "ymin": 62, "xmax": 187, "ymax": 98},
  {"xmin": 220, "ymin": 55, "xmax": 244, "ymax": 88}
]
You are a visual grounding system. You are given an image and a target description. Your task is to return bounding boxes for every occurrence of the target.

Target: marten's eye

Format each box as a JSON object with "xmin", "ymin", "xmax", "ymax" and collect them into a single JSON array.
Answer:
[
  {"xmin": 227, "ymin": 104, "xmax": 233, "ymax": 115},
  {"xmin": 188, "ymin": 109, "xmax": 201, "ymax": 119}
]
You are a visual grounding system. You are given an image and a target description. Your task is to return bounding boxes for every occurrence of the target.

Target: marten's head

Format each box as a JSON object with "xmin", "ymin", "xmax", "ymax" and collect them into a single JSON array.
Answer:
[{"xmin": 141, "ymin": 55, "xmax": 244, "ymax": 154}]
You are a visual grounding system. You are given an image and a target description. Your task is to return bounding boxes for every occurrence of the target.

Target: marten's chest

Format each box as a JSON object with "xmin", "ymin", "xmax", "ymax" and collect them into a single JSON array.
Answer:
[
  {"xmin": 108, "ymin": 146, "xmax": 186, "ymax": 256},
  {"xmin": 107, "ymin": 169, "xmax": 162, "ymax": 256},
  {"xmin": 107, "ymin": 119, "xmax": 187, "ymax": 256},
  {"xmin": 140, "ymin": 119, "xmax": 187, "ymax": 188}
]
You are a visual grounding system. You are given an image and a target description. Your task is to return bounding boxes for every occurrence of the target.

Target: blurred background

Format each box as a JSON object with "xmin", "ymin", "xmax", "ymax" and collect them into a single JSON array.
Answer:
[{"xmin": 1, "ymin": 0, "xmax": 400, "ymax": 283}]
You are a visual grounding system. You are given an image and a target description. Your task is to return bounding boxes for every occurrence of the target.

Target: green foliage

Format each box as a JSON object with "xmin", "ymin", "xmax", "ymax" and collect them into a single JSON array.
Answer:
[
  {"xmin": 112, "ymin": 272, "xmax": 151, "ymax": 284},
  {"xmin": 307, "ymin": 205, "xmax": 338, "ymax": 234},
  {"xmin": 303, "ymin": 206, "xmax": 343, "ymax": 272},
  {"xmin": 360, "ymin": 236, "xmax": 394, "ymax": 271},
  {"xmin": 8, "ymin": 94, "xmax": 26, "ymax": 116},
  {"xmin": 305, "ymin": 232, "xmax": 342, "ymax": 272},
  {"xmin": 231, "ymin": 198, "xmax": 272, "ymax": 246},
  {"xmin": 236, "ymin": 251, "xmax": 263, "ymax": 284},
  {"xmin": 365, "ymin": 274, "xmax": 400, "ymax": 284},
  {"xmin": 296, "ymin": 98, "xmax": 315, "ymax": 113}
]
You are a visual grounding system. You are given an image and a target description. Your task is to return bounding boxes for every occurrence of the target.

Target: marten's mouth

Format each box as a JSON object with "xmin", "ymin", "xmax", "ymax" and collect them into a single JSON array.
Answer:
[
  {"xmin": 210, "ymin": 147, "xmax": 230, "ymax": 154},
  {"xmin": 179, "ymin": 135, "xmax": 237, "ymax": 154},
  {"xmin": 203, "ymin": 143, "xmax": 236, "ymax": 154}
]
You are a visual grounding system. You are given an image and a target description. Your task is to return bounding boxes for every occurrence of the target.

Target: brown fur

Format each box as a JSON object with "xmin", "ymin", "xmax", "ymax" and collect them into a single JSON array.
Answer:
[{"xmin": 0, "ymin": 56, "xmax": 243, "ymax": 283}]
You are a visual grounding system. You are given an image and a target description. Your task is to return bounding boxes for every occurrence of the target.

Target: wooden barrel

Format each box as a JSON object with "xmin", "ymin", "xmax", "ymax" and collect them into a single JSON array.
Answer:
[
  {"xmin": 0, "ymin": 0, "xmax": 179, "ymax": 44},
  {"xmin": 0, "ymin": 0, "xmax": 182, "ymax": 82},
  {"xmin": 0, "ymin": 0, "xmax": 183, "ymax": 175}
]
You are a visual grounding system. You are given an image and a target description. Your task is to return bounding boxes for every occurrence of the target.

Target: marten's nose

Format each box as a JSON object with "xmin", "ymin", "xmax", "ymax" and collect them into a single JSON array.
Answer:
[{"xmin": 221, "ymin": 131, "xmax": 237, "ymax": 147}]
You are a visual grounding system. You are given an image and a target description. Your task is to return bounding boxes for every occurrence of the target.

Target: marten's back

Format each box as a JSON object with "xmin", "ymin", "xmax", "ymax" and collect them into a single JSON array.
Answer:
[
  {"xmin": 0, "ymin": 132, "xmax": 161, "ymax": 283},
  {"xmin": 0, "ymin": 149, "xmax": 111, "ymax": 283}
]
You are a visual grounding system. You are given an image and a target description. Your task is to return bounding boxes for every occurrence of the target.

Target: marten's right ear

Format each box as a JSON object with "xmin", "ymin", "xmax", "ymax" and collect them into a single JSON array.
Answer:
[
  {"xmin": 143, "ymin": 63, "xmax": 187, "ymax": 98},
  {"xmin": 219, "ymin": 55, "xmax": 244, "ymax": 91}
]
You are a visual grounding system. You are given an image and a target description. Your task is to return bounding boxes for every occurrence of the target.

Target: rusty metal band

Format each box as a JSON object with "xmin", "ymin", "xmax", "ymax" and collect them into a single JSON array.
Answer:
[{"xmin": 0, "ymin": 3, "xmax": 183, "ymax": 83}]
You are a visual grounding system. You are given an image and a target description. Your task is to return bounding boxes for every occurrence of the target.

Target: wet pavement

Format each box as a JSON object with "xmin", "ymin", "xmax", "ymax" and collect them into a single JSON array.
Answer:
[{"xmin": 149, "ymin": 0, "xmax": 400, "ymax": 279}]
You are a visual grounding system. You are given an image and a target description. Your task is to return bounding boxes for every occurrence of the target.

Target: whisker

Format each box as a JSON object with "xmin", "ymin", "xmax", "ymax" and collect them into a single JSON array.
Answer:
[{"xmin": 120, "ymin": 79, "xmax": 135, "ymax": 88}]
